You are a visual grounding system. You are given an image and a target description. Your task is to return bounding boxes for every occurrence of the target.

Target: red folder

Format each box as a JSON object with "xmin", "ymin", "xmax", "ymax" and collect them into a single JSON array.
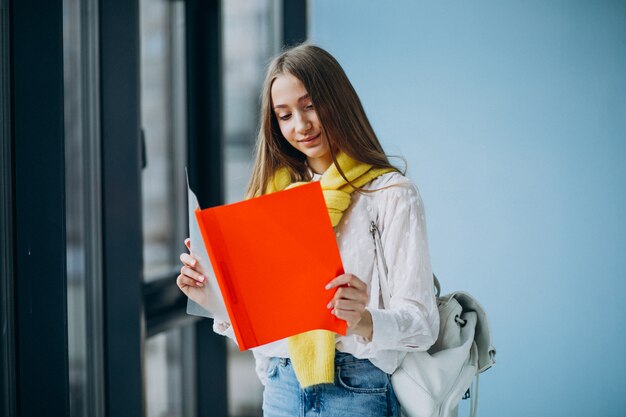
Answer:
[{"xmin": 195, "ymin": 182, "xmax": 347, "ymax": 350}]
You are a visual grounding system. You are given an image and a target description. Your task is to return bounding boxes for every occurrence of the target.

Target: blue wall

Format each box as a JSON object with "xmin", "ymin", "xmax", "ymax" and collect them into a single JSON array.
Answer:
[{"xmin": 311, "ymin": 1, "xmax": 626, "ymax": 416}]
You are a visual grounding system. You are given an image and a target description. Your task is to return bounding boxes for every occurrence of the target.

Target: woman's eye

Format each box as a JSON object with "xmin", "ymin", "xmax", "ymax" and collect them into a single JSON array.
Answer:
[
  {"xmin": 278, "ymin": 114, "xmax": 291, "ymax": 121},
  {"xmin": 305, "ymin": 104, "xmax": 314, "ymax": 110}
]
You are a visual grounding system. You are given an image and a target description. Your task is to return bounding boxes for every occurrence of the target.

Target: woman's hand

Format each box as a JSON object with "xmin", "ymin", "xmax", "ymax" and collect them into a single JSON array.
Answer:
[
  {"xmin": 176, "ymin": 238, "xmax": 208, "ymax": 305},
  {"xmin": 326, "ymin": 273, "xmax": 373, "ymax": 340}
]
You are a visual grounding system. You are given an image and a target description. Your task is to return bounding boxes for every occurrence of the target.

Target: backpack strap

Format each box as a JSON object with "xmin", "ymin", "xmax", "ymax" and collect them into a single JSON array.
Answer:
[
  {"xmin": 370, "ymin": 220, "xmax": 441, "ymax": 305},
  {"xmin": 369, "ymin": 220, "xmax": 391, "ymax": 308}
]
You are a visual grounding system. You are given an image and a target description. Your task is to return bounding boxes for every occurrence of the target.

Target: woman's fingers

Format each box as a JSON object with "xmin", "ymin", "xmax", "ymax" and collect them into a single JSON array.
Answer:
[
  {"xmin": 179, "ymin": 239, "xmax": 203, "ymax": 281},
  {"xmin": 331, "ymin": 296, "xmax": 366, "ymax": 311},
  {"xmin": 331, "ymin": 304, "xmax": 365, "ymax": 328},
  {"xmin": 179, "ymin": 264, "xmax": 205, "ymax": 284},
  {"xmin": 326, "ymin": 273, "xmax": 369, "ymax": 329},
  {"xmin": 326, "ymin": 274, "xmax": 368, "ymax": 308},
  {"xmin": 325, "ymin": 273, "xmax": 367, "ymax": 291},
  {"xmin": 179, "ymin": 253, "xmax": 204, "ymax": 285},
  {"xmin": 326, "ymin": 287, "xmax": 367, "ymax": 308},
  {"xmin": 329, "ymin": 295, "xmax": 367, "ymax": 317},
  {"xmin": 176, "ymin": 238, "xmax": 211, "ymax": 308},
  {"xmin": 176, "ymin": 274, "xmax": 205, "ymax": 289},
  {"xmin": 179, "ymin": 252, "xmax": 197, "ymax": 267}
]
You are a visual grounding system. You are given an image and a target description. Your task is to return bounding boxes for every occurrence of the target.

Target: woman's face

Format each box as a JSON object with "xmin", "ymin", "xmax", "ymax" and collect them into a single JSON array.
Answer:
[{"xmin": 271, "ymin": 73, "xmax": 332, "ymax": 174}]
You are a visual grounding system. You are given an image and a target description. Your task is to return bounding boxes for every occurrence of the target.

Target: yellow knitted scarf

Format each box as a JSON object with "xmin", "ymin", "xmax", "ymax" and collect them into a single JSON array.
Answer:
[{"xmin": 264, "ymin": 152, "xmax": 394, "ymax": 387}]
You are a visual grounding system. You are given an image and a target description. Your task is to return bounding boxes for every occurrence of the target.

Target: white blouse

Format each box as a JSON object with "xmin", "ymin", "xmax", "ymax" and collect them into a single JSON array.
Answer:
[{"xmin": 213, "ymin": 171, "xmax": 440, "ymax": 385}]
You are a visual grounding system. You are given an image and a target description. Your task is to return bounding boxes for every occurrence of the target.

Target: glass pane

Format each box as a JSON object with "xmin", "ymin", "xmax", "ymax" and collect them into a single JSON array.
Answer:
[
  {"xmin": 223, "ymin": 0, "xmax": 279, "ymax": 204},
  {"xmin": 223, "ymin": 1, "xmax": 279, "ymax": 416},
  {"xmin": 140, "ymin": 0, "xmax": 187, "ymax": 281},
  {"xmin": 145, "ymin": 326, "xmax": 193, "ymax": 417},
  {"xmin": 63, "ymin": 0, "xmax": 87, "ymax": 410},
  {"xmin": 140, "ymin": 2, "xmax": 192, "ymax": 416},
  {"xmin": 64, "ymin": 1, "xmax": 89, "ymax": 413},
  {"xmin": 63, "ymin": 1, "xmax": 105, "ymax": 416}
]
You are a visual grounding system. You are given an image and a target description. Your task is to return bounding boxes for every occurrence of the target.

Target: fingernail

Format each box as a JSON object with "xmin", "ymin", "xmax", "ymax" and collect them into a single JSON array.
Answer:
[
  {"xmin": 199, "ymin": 275, "xmax": 205, "ymax": 282},
  {"xmin": 196, "ymin": 282, "xmax": 203, "ymax": 287},
  {"xmin": 325, "ymin": 283, "xmax": 332, "ymax": 290},
  {"xmin": 327, "ymin": 302, "xmax": 332, "ymax": 309}
]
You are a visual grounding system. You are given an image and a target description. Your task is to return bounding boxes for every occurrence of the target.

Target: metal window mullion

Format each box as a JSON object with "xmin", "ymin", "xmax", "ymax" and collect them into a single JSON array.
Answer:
[
  {"xmin": 185, "ymin": 1, "xmax": 227, "ymax": 417},
  {"xmin": 81, "ymin": 0, "xmax": 106, "ymax": 414},
  {"xmin": 100, "ymin": 0, "xmax": 144, "ymax": 415},
  {"xmin": 281, "ymin": 0, "xmax": 307, "ymax": 47},
  {"xmin": 12, "ymin": 0, "xmax": 70, "ymax": 415},
  {"xmin": 170, "ymin": 0, "xmax": 188, "ymax": 259},
  {"xmin": 0, "ymin": 0, "xmax": 16, "ymax": 415}
]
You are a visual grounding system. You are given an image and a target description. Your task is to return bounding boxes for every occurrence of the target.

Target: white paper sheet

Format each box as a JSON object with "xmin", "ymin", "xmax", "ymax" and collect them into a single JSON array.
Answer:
[{"xmin": 185, "ymin": 172, "xmax": 229, "ymax": 321}]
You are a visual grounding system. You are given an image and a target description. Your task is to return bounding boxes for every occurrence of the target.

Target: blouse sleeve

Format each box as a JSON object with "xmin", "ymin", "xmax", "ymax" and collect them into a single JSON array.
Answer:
[
  {"xmin": 213, "ymin": 319, "xmax": 237, "ymax": 343},
  {"xmin": 366, "ymin": 179, "xmax": 440, "ymax": 352}
]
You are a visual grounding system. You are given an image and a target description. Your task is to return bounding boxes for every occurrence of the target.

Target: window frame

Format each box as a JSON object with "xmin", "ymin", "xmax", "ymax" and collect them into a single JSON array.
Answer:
[
  {"xmin": 0, "ymin": 0, "xmax": 15, "ymax": 415},
  {"xmin": 9, "ymin": 0, "xmax": 70, "ymax": 415}
]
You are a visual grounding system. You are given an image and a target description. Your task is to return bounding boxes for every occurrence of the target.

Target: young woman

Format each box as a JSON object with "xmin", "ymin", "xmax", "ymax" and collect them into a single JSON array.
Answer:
[{"xmin": 177, "ymin": 44, "xmax": 439, "ymax": 417}]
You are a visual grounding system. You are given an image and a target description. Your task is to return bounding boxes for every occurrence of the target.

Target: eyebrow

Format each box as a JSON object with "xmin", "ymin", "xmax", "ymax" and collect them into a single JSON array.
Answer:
[{"xmin": 273, "ymin": 94, "xmax": 311, "ymax": 110}]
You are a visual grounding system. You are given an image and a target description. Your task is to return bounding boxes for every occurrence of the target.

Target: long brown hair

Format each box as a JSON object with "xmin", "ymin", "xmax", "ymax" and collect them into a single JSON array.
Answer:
[{"xmin": 246, "ymin": 44, "xmax": 400, "ymax": 198}]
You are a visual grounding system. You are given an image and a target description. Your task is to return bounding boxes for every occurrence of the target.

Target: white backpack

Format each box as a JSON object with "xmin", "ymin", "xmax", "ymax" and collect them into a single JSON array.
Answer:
[{"xmin": 370, "ymin": 221, "xmax": 496, "ymax": 417}]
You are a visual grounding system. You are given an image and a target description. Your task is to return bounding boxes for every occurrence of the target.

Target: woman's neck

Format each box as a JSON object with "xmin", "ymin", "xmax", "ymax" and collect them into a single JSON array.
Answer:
[{"xmin": 307, "ymin": 155, "xmax": 333, "ymax": 175}]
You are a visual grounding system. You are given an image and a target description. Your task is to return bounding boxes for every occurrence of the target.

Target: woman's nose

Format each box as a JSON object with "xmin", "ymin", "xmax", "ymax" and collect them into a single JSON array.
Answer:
[{"xmin": 295, "ymin": 112, "xmax": 311, "ymax": 133}]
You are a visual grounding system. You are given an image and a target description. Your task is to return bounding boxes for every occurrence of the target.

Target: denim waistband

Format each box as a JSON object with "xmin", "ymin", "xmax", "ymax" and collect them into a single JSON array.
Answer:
[{"xmin": 277, "ymin": 351, "xmax": 370, "ymax": 367}]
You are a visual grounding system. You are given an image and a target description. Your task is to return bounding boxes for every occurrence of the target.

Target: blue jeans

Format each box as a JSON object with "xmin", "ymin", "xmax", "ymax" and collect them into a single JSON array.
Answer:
[{"xmin": 262, "ymin": 352, "xmax": 400, "ymax": 417}]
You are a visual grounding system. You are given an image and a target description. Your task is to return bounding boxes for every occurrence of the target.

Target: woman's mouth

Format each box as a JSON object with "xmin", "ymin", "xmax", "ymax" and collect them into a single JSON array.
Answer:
[{"xmin": 298, "ymin": 133, "xmax": 321, "ymax": 145}]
